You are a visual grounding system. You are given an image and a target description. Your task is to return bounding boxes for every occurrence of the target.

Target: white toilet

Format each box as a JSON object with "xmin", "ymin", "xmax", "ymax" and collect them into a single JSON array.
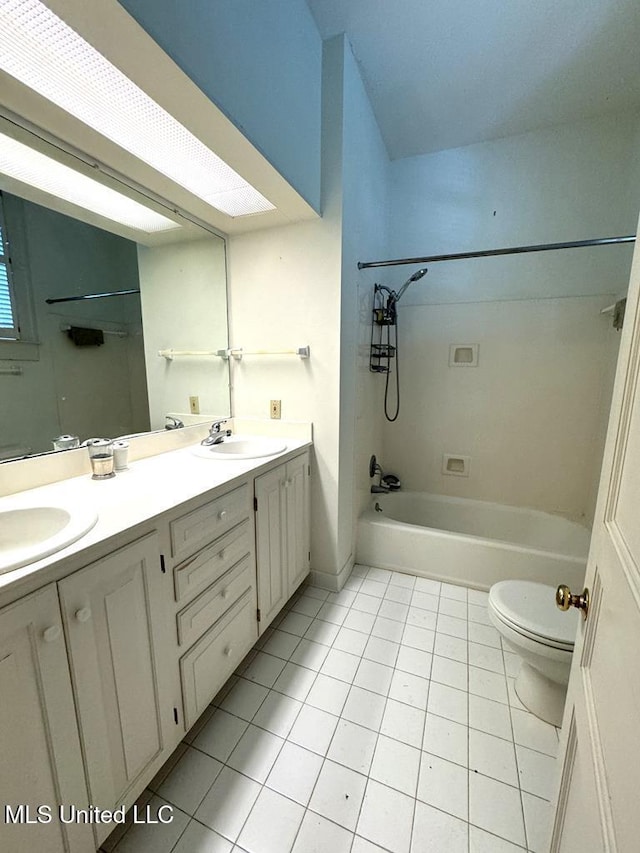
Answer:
[{"xmin": 488, "ymin": 580, "xmax": 578, "ymax": 727}]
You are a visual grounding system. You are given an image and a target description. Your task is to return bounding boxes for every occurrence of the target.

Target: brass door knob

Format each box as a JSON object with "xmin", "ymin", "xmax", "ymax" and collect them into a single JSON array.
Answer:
[{"xmin": 556, "ymin": 585, "xmax": 590, "ymax": 620}]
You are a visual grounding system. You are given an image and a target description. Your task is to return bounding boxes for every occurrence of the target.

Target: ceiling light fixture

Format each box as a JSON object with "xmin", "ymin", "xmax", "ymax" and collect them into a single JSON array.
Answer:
[
  {"xmin": 0, "ymin": 131, "xmax": 180, "ymax": 233},
  {"xmin": 0, "ymin": 0, "xmax": 276, "ymax": 218}
]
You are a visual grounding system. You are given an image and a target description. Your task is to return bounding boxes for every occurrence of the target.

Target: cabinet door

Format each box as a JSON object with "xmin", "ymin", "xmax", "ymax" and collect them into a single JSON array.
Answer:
[
  {"xmin": 255, "ymin": 464, "xmax": 287, "ymax": 633},
  {"xmin": 285, "ymin": 454, "xmax": 310, "ymax": 592},
  {"xmin": 59, "ymin": 533, "xmax": 168, "ymax": 821},
  {"xmin": 0, "ymin": 585, "xmax": 92, "ymax": 853}
]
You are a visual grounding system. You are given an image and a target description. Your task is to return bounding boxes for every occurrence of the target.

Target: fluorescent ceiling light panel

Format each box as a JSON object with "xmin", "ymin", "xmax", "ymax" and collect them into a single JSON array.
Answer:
[
  {"xmin": 0, "ymin": 0, "xmax": 276, "ymax": 218},
  {"xmin": 0, "ymin": 132, "xmax": 180, "ymax": 232}
]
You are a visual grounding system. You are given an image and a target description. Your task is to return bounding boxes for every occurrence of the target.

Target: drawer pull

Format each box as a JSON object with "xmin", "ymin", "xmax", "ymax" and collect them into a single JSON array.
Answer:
[
  {"xmin": 218, "ymin": 510, "xmax": 228, "ymax": 521},
  {"xmin": 75, "ymin": 607, "xmax": 92, "ymax": 623},
  {"xmin": 43, "ymin": 625, "xmax": 61, "ymax": 643},
  {"xmin": 223, "ymin": 644, "xmax": 233, "ymax": 657}
]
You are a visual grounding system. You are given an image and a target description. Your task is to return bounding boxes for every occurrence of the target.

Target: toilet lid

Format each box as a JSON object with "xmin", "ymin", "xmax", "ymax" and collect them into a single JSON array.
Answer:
[{"xmin": 489, "ymin": 580, "xmax": 578, "ymax": 649}]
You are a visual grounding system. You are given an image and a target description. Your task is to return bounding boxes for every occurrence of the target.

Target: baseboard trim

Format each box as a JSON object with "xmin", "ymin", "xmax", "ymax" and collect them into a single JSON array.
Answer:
[{"xmin": 309, "ymin": 553, "xmax": 355, "ymax": 592}]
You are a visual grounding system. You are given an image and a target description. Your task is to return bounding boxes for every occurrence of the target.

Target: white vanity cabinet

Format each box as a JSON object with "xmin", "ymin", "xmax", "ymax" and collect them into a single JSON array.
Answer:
[
  {"xmin": 58, "ymin": 532, "xmax": 175, "ymax": 846},
  {"xmin": 0, "ymin": 584, "xmax": 92, "ymax": 853},
  {"xmin": 255, "ymin": 451, "xmax": 311, "ymax": 633}
]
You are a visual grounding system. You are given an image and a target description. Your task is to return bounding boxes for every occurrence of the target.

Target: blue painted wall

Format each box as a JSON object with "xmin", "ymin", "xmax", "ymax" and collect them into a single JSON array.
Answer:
[{"xmin": 118, "ymin": 0, "xmax": 323, "ymax": 211}]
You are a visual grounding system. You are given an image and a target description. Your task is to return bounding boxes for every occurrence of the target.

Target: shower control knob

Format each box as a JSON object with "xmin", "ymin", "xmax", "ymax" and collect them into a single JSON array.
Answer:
[{"xmin": 556, "ymin": 585, "xmax": 590, "ymax": 620}]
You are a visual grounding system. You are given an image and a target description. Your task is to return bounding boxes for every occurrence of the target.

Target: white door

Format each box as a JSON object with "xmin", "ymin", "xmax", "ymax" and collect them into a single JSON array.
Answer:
[
  {"xmin": 285, "ymin": 453, "xmax": 311, "ymax": 592},
  {"xmin": 551, "ymin": 223, "xmax": 640, "ymax": 851},
  {"xmin": 255, "ymin": 464, "xmax": 287, "ymax": 632}
]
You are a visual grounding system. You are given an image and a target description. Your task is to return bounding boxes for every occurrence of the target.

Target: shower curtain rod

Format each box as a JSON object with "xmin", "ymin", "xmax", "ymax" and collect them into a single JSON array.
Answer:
[
  {"xmin": 357, "ymin": 234, "xmax": 636, "ymax": 270},
  {"xmin": 45, "ymin": 289, "xmax": 140, "ymax": 305}
]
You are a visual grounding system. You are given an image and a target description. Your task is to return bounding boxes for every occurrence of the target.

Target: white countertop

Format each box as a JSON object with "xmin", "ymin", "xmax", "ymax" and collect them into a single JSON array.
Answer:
[{"xmin": 0, "ymin": 434, "xmax": 310, "ymax": 604}]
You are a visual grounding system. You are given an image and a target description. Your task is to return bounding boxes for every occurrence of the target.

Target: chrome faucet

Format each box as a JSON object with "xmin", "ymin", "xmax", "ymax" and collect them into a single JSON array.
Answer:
[
  {"xmin": 165, "ymin": 416, "xmax": 184, "ymax": 430},
  {"xmin": 201, "ymin": 419, "xmax": 232, "ymax": 446}
]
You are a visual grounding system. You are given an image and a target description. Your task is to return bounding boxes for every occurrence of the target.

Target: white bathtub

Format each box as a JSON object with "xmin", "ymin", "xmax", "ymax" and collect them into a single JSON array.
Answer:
[{"xmin": 356, "ymin": 491, "xmax": 590, "ymax": 591}]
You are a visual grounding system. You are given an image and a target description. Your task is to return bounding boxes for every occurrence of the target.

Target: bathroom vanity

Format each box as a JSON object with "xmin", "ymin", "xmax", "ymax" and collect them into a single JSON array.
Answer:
[{"xmin": 0, "ymin": 431, "xmax": 311, "ymax": 852}]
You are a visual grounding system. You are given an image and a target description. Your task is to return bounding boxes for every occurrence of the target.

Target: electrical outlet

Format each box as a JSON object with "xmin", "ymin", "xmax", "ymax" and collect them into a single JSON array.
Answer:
[
  {"xmin": 189, "ymin": 396, "xmax": 200, "ymax": 414},
  {"xmin": 270, "ymin": 399, "xmax": 281, "ymax": 419}
]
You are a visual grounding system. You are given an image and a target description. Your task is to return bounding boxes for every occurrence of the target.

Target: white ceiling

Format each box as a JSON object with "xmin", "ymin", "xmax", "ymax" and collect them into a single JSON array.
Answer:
[{"xmin": 306, "ymin": 0, "xmax": 640, "ymax": 160}]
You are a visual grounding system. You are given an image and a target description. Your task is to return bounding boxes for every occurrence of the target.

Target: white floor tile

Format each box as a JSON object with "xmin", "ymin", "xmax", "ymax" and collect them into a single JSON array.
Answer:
[
  {"xmin": 468, "ymin": 622, "xmax": 501, "ymax": 649},
  {"xmin": 352, "ymin": 836, "xmax": 389, "ymax": 852},
  {"xmin": 402, "ymin": 624, "xmax": 435, "ymax": 652},
  {"xmin": 385, "ymin": 585, "xmax": 413, "ymax": 605},
  {"xmin": 302, "ymin": 584, "xmax": 330, "ymax": 599},
  {"xmin": 411, "ymin": 801, "xmax": 468, "ymax": 853},
  {"xmin": 272, "ymin": 661, "xmax": 317, "ymax": 701},
  {"xmin": 113, "ymin": 796, "xmax": 189, "ymax": 853},
  {"xmin": 469, "ymin": 825, "xmax": 526, "ymax": 853},
  {"xmin": 423, "ymin": 713, "xmax": 468, "ymax": 766},
  {"xmin": 252, "ymin": 691, "xmax": 302, "ymax": 738},
  {"xmin": 469, "ymin": 729, "xmax": 518, "ymax": 786},
  {"xmin": 327, "ymin": 588, "xmax": 358, "ymax": 608},
  {"xmin": 357, "ymin": 779, "xmax": 415, "ymax": 853},
  {"xmin": 304, "ymin": 619, "xmax": 341, "ymax": 646},
  {"xmin": 156, "ymin": 746, "xmax": 222, "ymax": 815},
  {"xmin": 406, "ymin": 607, "xmax": 438, "ymax": 631},
  {"xmin": 193, "ymin": 710, "xmax": 248, "ymax": 762},
  {"xmin": 343, "ymin": 609, "xmax": 376, "ymax": 634},
  {"xmin": 369, "ymin": 734, "xmax": 421, "ymax": 796},
  {"xmin": 438, "ymin": 598, "xmax": 468, "ymax": 620},
  {"xmin": 328, "ymin": 719, "xmax": 379, "ymax": 774},
  {"xmin": 334, "ymin": 626, "xmax": 369, "ymax": 656},
  {"xmin": 468, "ymin": 666, "xmax": 508, "ymax": 705},
  {"xmin": 171, "ymin": 820, "xmax": 233, "ymax": 853},
  {"xmin": 522, "ymin": 791, "xmax": 552, "ymax": 853},
  {"xmin": 388, "ymin": 670, "xmax": 430, "ymax": 710},
  {"xmin": 431, "ymin": 655, "xmax": 468, "ymax": 691},
  {"xmin": 515, "ymin": 745, "xmax": 557, "ymax": 800},
  {"xmin": 433, "ymin": 632, "xmax": 467, "ymax": 663},
  {"xmin": 220, "ymin": 680, "xmax": 269, "ymax": 721},
  {"xmin": 417, "ymin": 752, "xmax": 468, "ymax": 821},
  {"xmin": 195, "ymin": 767, "xmax": 261, "ymax": 842},
  {"xmin": 342, "ymin": 685, "xmax": 387, "ymax": 731},
  {"xmin": 344, "ymin": 576, "xmax": 364, "ymax": 592},
  {"xmin": 414, "ymin": 577, "xmax": 442, "ymax": 595},
  {"xmin": 305, "ymin": 674, "xmax": 350, "ymax": 715},
  {"xmin": 435, "ymin": 614, "xmax": 468, "ymax": 639},
  {"xmin": 354, "ymin": 658, "xmax": 394, "ymax": 695},
  {"xmin": 427, "ymin": 682, "xmax": 468, "ymax": 726},
  {"xmin": 507, "ymin": 677, "xmax": 528, "ymax": 711},
  {"xmin": 291, "ymin": 811, "xmax": 354, "ymax": 853},
  {"xmin": 468, "ymin": 772, "xmax": 526, "ymax": 847},
  {"xmin": 411, "ymin": 591, "xmax": 439, "ymax": 613},
  {"xmin": 241, "ymin": 652, "xmax": 287, "ymax": 688},
  {"xmin": 237, "ymin": 787, "xmax": 304, "ymax": 853},
  {"xmin": 467, "ymin": 588, "xmax": 489, "ymax": 605},
  {"xmin": 353, "ymin": 592, "xmax": 383, "ymax": 614},
  {"xmin": 380, "ymin": 698, "xmax": 426, "ymax": 748},
  {"xmin": 378, "ymin": 600, "xmax": 409, "ymax": 622},
  {"xmin": 226, "ymin": 724, "xmax": 284, "ymax": 783},
  {"xmin": 290, "ymin": 595, "xmax": 324, "ymax": 618},
  {"xmin": 372, "ymin": 615, "xmax": 406, "ymax": 642},
  {"xmin": 511, "ymin": 708, "xmax": 558, "ymax": 756},
  {"xmin": 389, "ymin": 572, "xmax": 417, "ymax": 590},
  {"xmin": 320, "ymin": 648, "xmax": 361, "ymax": 683},
  {"xmin": 396, "ymin": 646, "xmax": 432, "ymax": 678},
  {"xmin": 468, "ymin": 694, "xmax": 512, "ymax": 740},
  {"xmin": 260, "ymin": 629, "xmax": 301, "ymax": 660},
  {"xmin": 368, "ymin": 567, "xmax": 393, "ymax": 583},
  {"xmin": 441, "ymin": 582, "xmax": 468, "ymax": 601},
  {"xmin": 278, "ymin": 611, "xmax": 314, "ymax": 637},
  {"xmin": 266, "ymin": 741, "xmax": 323, "ymax": 805},
  {"xmin": 468, "ymin": 603, "xmax": 492, "ymax": 625},
  {"xmin": 503, "ymin": 651, "xmax": 521, "ymax": 678},
  {"xmin": 360, "ymin": 578, "xmax": 388, "ymax": 598},
  {"xmin": 351, "ymin": 565, "xmax": 369, "ymax": 577},
  {"xmin": 317, "ymin": 602, "xmax": 350, "ymax": 626},
  {"xmin": 364, "ymin": 635, "xmax": 400, "ymax": 666},
  {"xmin": 288, "ymin": 704, "xmax": 339, "ymax": 755},
  {"xmin": 308, "ymin": 760, "xmax": 367, "ymax": 831},
  {"xmin": 289, "ymin": 638, "xmax": 329, "ymax": 672},
  {"xmin": 468, "ymin": 642, "xmax": 505, "ymax": 674}
]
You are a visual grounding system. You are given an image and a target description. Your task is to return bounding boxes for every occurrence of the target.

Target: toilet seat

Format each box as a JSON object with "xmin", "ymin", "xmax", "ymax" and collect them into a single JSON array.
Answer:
[{"xmin": 489, "ymin": 580, "xmax": 577, "ymax": 651}]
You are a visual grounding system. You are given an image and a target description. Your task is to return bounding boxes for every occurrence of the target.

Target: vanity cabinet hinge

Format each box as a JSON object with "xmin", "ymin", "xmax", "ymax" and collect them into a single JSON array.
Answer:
[
  {"xmin": 160, "ymin": 554, "xmax": 166, "ymax": 574},
  {"xmin": 253, "ymin": 497, "xmax": 258, "ymax": 511},
  {"xmin": 308, "ymin": 464, "xmax": 310, "ymax": 476},
  {"xmin": 173, "ymin": 707, "xmax": 179, "ymax": 725},
  {"xmin": 257, "ymin": 608, "xmax": 261, "ymax": 622},
  {"xmin": 308, "ymin": 551, "xmax": 311, "ymax": 562}
]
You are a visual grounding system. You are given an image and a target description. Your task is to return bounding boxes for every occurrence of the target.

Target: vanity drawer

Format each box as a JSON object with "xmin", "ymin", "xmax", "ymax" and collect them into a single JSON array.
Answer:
[
  {"xmin": 177, "ymin": 555, "xmax": 254, "ymax": 648},
  {"xmin": 180, "ymin": 589, "xmax": 257, "ymax": 728},
  {"xmin": 173, "ymin": 519, "xmax": 251, "ymax": 603},
  {"xmin": 170, "ymin": 483, "xmax": 249, "ymax": 562}
]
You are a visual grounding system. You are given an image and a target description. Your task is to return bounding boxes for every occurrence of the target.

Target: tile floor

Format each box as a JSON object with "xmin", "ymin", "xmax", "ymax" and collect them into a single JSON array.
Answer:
[{"xmin": 106, "ymin": 566, "xmax": 559, "ymax": 853}]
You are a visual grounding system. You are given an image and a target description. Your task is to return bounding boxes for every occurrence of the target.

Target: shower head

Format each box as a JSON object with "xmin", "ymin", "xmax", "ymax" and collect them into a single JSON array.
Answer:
[{"xmin": 395, "ymin": 267, "xmax": 428, "ymax": 302}]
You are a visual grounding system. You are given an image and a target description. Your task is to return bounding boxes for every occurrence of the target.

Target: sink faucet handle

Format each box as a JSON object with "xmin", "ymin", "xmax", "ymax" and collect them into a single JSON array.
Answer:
[{"xmin": 210, "ymin": 419, "xmax": 228, "ymax": 434}]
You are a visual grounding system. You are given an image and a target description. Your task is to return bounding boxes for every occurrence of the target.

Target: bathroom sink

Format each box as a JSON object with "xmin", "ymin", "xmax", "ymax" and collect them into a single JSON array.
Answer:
[
  {"xmin": 0, "ymin": 503, "xmax": 98, "ymax": 575},
  {"xmin": 192, "ymin": 436, "xmax": 287, "ymax": 460}
]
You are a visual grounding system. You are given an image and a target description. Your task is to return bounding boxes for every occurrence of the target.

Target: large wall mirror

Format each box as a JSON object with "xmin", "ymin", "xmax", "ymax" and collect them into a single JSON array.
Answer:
[{"xmin": 0, "ymin": 143, "xmax": 230, "ymax": 460}]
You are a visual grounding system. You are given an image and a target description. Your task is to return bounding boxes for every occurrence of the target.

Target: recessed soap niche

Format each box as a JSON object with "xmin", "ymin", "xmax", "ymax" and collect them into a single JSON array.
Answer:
[
  {"xmin": 449, "ymin": 343, "xmax": 479, "ymax": 367},
  {"xmin": 442, "ymin": 454, "xmax": 471, "ymax": 477}
]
